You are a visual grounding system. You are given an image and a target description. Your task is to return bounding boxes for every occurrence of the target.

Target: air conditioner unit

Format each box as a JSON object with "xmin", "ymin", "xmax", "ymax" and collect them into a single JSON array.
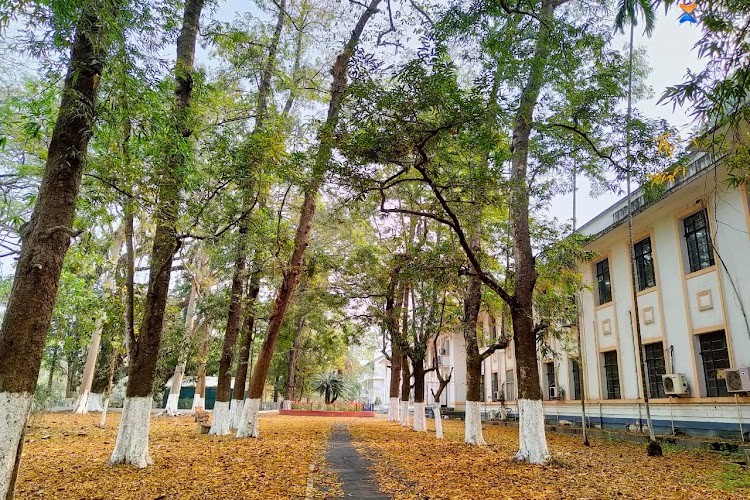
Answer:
[
  {"xmin": 549, "ymin": 386, "xmax": 564, "ymax": 399},
  {"xmin": 662, "ymin": 373, "xmax": 690, "ymax": 396},
  {"xmin": 493, "ymin": 391, "xmax": 502, "ymax": 400},
  {"xmin": 439, "ymin": 348, "xmax": 448, "ymax": 355},
  {"xmin": 724, "ymin": 368, "xmax": 750, "ymax": 393}
]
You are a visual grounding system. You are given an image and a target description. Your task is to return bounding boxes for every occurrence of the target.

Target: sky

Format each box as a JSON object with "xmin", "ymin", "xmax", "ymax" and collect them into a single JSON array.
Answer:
[{"xmin": 546, "ymin": 10, "xmax": 707, "ymax": 228}]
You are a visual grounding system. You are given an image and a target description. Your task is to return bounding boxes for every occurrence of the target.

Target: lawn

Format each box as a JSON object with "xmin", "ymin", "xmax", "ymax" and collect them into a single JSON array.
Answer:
[{"xmin": 349, "ymin": 418, "xmax": 750, "ymax": 499}]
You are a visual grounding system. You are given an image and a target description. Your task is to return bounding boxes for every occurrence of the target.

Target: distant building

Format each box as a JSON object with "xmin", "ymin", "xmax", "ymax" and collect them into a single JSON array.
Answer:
[{"xmin": 161, "ymin": 376, "xmax": 235, "ymax": 410}]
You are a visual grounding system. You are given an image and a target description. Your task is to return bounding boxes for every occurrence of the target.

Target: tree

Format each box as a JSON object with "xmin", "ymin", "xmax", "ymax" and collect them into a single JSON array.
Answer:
[
  {"xmin": 110, "ymin": 0, "xmax": 206, "ymax": 467},
  {"xmin": 73, "ymin": 225, "xmax": 125, "ymax": 414},
  {"xmin": 210, "ymin": 0, "xmax": 287, "ymax": 436},
  {"xmin": 312, "ymin": 371, "xmax": 344, "ymax": 404},
  {"xmin": 614, "ymin": 0, "xmax": 663, "ymax": 458},
  {"xmin": 236, "ymin": 0, "xmax": 383, "ymax": 439},
  {"xmin": 0, "ymin": 0, "xmax": 121, "ymax": 495}
]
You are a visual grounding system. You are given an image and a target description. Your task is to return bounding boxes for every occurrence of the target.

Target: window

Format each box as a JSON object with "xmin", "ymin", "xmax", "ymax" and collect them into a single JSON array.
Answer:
[
  {"xmin": 571, "ymin": 359, "xmax": 582, "ymax": 400},
  {"xmin": 643, "ymin": 342, "xmax": 666, "ymax": 398},
  {"xmin": 603, "ymin": 351, "xmax": 621, "ymax": 399},
  {"xmin": 633, "ymin": 237, "xmax": 656, "ymax": 291},
  {"xmin": 487, "ymin": 315, "xmax": 497, "ymax": 342},
  {"xmin": 491, "ymin": 372, "xmax": 499, "ymax": 401},
  {"xmin": 545, "ymin": 362, "xmax": 556, "ymax": 399},
  {"xmin": 596, "ymin": 259, "xmax": 612, "ymax": 305},
  {"xmin": 698, "ymin": 331, "xmax": 730, "ymax": 397},
  {"xmin": 505, "ymin": 369, "xmax": 515, "ymax": 401},
  {"xmin": 683, "ymin": 210, "xmax": 715, "ymax": 273}
]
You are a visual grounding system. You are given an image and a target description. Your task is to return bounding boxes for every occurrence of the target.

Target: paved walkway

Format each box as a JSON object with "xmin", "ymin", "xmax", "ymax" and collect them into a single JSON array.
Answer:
[{"xmin": 325, "ymin": 423, "xmax": 391, "ymax": 499}]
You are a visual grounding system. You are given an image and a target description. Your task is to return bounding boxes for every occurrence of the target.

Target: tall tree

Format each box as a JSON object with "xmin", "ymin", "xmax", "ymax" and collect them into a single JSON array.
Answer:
[
  {"xmin": 236, "ymin": 0, "xmax": 383, "ymax": 438},
  {"xmin": 74, "ymin": 225, "xmax": 125, "ymax": 414},
  {"xmin": 0, "ymin": 1, "xmax": 120, "ymax": 496},
  {"xmin": 109, "ymin": 0, "xmax": 206, "ymax": 467},
  {"xmin": 210, "ymin": 0, "xmax": 286, "ymax": 436},
  {"xmin": 614, "ymin": 0, "xmax": 662, "ymax": 457}
]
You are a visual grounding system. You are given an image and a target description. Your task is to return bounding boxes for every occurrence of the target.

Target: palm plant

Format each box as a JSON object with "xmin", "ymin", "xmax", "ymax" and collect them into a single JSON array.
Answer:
[
  {"xmin": 312, "ymin": 372, "xmax": 345, "ymax": 404},
  {"xmin": 614, "ymin": 0, "xmax": 662, "ymax": 457}
]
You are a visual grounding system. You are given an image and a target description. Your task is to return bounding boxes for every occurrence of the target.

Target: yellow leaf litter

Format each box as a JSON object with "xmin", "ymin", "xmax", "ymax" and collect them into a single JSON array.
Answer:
[{"xmin": 349, "ymin": 418, "xmax": 750, "ymax": 500}]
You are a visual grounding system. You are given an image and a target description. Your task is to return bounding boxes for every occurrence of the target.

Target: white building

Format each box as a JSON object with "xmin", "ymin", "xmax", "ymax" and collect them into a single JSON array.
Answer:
[{"xmin": 396, "ymin": 150, "xmax": 750, "ymax": 439}]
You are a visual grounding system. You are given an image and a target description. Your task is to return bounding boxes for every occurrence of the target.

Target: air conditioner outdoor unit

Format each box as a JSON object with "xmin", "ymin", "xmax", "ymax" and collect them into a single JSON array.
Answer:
[
  {"xmin": 439, "ymin": 348, "xmax": 448, "ymax": 355},
  {"xmin": 493, "ymin": 391, "xmax": 502, "ymax": 400},
  {"xmin": 724, "ymin": 368, "xmax": 750, "ymax": 393},
  {"xmin": 662, "ymin": 373, "xmax": 690, "ymax": 396},
  {"xmin": 549, "ymin": 386, "xmax": 564, "ymax": 399}
]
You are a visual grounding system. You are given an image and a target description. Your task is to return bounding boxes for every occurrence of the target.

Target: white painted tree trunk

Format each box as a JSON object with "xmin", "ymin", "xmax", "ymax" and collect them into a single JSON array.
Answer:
[
  {"xmin": 99, "ymin": 397, "xmax": 110, "ymax": 428},
  {"xmin": 73, "ymin": 389, "xmax": 91, "ymax": 415},
  {"xmin": 87, "ymin": 392, "xmax": 104, "ymax": 412},
  {"xmin": 464, "ymin": 401, "xmax": 486, "ymax": 445},
  {"xmin": 514, "ymin": 398, "xmax": 550, "ymax": 464},
  {"xmin": 236, "ymin": 397, "xmax": 260, "ymax": 438},
  {"xmin": 433, "ymin": 403, "xmax": 443, "ymax": 439},
  {"xmin": 229, "ymin": 399, "xmax": 244, "ymax": 430},
  {"xmin": 164, "ymin": 393, "xmax": 181, "ymax": 416},
  {"xmin": 191, "ymin": 394, "xmax": 205, "ymax": 411},
  {"xmin": 281, "ymin": 400, "xmax": 292, "ymax": 410},
  {"xmin": 399, "ymin": 400, "xmax": 409, "ymax": 427},
  {"xmin": 109, "ymin": 396, "xmax": 153, "ymax": 467},
  {"xmin": 209, "ymin": 401, "xmax": 231, "ymax": 436},
  {"xmin": 387, "ymin": 397, "xmax": 399, "ymax": 422},
  {"xmin": 412, "ymin": 402, "xmax": 426, "ymax": 431},
  {"xmin": 0, "ymin": 392, "xmax": 33, "ymax": 499}
]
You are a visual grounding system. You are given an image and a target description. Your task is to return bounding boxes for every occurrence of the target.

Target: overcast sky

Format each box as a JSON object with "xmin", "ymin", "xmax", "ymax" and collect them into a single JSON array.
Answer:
[{"xmin": 547, "ymin": 11, "xmax": 706, "ymax": 228}]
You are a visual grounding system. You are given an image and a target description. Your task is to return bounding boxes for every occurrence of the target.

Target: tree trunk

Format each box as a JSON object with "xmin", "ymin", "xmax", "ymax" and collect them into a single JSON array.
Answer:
[
  {"xmin": 237, "ymin": 0, "xmax": 383, "ymax": 438},
  {"xmin": 75, "ymin": 226, "xmax": 125, "ymax": 414},
  {"xmin": 98, "ymin": 347, "xmax": 119, "ymax": 429},
  {"xmin": 192, "ymin": 322, "xmax": 210, "ymax": 410},
  {"xmin": 463, "ymin": 266, "xmax": 485, "ymax": 445},
  {"xmin": 164, "ymin": 266, "xmax": 199, "ymax": 415},
  {"xmin": 0, "ymin": 1, "xmax": 115, "ymax": 494},
  {"xmin": 213, "ymin": 0, "xmax": 285, "ymax": 436},
  {"xmin": 282, "ymin": 315, "xmax": 305, "ymax": 409},
  {"xmin": 110, "ymin": 0, "xmax": 205, "ymax": 468},
  {"xmin": 123, "ymin": 199, "xmax": 136, "ymax": 358},
  {"xmin": 399, "ymin": 353, "xmax": 411, "ymax": 427},
  {"xmin": 230, "ymin": 266, "xmax": 261, "ymax": 426},
  {"xmin": 411, "ymin": 361, "xmax": 426, "ymax": 432},
  {"xmin": 385, "ymin": 265, "xmax": 402, "ymax": 421},
  {"xmin": 45, "ymin": 345, "xmax": 58, "ymax": 403},
  {"xmin": 508, "ymin": 0, "xmax": 559, "ymax": 465},
  {"xmin": 65, "ymin": 352, "xmax": 80, "ymax": 400}
]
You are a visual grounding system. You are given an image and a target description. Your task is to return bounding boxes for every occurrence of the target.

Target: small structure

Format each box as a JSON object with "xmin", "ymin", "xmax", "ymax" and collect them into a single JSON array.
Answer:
[{"xmin": 161, "ymin": 376, "xmax": 236, "ymax": 410}]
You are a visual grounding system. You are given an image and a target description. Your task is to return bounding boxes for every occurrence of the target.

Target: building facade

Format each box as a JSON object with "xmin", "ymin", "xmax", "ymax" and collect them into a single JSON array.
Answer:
[{"xmin": 383, "ymin": 151, "xmax": 750, "ymax": 440}]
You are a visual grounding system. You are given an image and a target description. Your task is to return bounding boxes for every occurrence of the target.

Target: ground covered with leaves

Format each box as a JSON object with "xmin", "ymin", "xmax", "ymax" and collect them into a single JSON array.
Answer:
[
  {"xmin": 350, "ymin": 418, "xmax": 750, "ymax": 499},
  {"xmin": 17, "ymin": 412, "xmax": 340, "ymax": 499}
]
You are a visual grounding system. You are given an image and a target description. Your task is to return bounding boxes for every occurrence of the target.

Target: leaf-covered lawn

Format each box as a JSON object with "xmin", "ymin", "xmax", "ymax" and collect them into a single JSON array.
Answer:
[
  {"xmin": 16, "ymin": 413, "xmax": 339, "ymax": 499},
  {"xmin": 349, "ymin": 418, "xmax": 750, "ymax": 499}
]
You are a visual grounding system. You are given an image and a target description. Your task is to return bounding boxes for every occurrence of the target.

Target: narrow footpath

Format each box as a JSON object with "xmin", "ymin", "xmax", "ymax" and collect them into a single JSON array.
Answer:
[{"xmin": 324, "ymin": 423, "xmax": 391, "ymax": 499}]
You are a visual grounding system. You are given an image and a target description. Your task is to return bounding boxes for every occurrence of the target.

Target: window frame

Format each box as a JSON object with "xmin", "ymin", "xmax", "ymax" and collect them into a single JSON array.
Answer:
[
  {"xmin": 544, "ymin": 361, "xmax": 556, "ymax": 399},
  {"xmin": 603, "ymin": 351, "xmax": 621, "ymax": 399},
  {"xmin": 683, "ymin": 209, "xmax": 715, "ymax": 274},
  {"xmin": 633, "ymin": 237, "xmax": 657, "ymax": 291},
  {"xmin": 505, "ymin": 369, "xmax": 515, "ymax": 401},
  {"xmin": 571, "ymin": 359, "xmax": 582, "ymax": 401},
  {"xmin": 643, "ymin": 342, "xmax": 666, "ymax": 399},
  {"xmin": 698, "ymin": 331, "xmax": 730, "ymax": 398},
  {"xmin": 595, "ymin": 258, "xmax": 612, "ymax": 305}
]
